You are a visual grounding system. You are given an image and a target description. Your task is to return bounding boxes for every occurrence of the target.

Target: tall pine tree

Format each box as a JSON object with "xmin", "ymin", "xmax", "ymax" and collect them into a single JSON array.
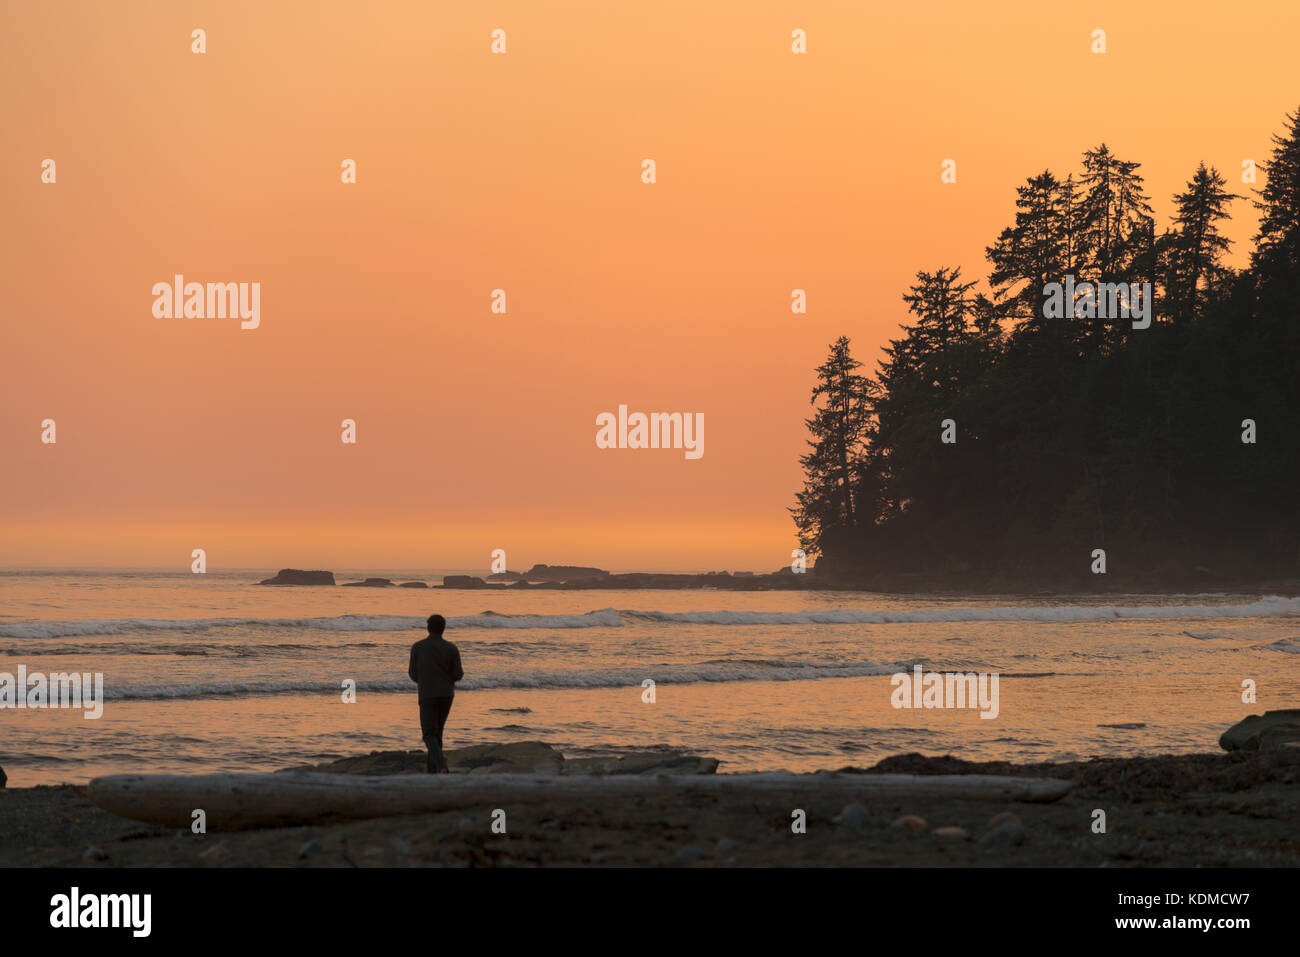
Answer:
[
  {"xmin": 1252, "ymin": 108, "xmax": 1300, "ymax": 292},
  {"xmin": 987, "ymin": 171, "xmax": 1069, "ymax": 334},
  {"xmin": 1077, "ymin": 145, "xmax": 1154, "ymax": 348},
  {"xmin": 1167, "ymin": 163, "xmax": 1238, "ymax": 322},
  {"xmin": 791, "ymin": 336, "xmax": 875, "ymax": 558}
]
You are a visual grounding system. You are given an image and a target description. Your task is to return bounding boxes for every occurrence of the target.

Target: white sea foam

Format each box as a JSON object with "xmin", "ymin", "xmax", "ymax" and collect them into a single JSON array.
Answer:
[
  {"xmin": 625, "ymin": 596, "xmax": 1300, "ymax": 625},
  {"xmin": 3, "ymin": 596, "xmax": 1297, "ymax": 639},
  {"xmin": 99, "ymin": 658, "xmax": 911, "ymax": 700},
  {"xmin": 0, "ymin": 609, "xmax": 624, "ymax": 639}
]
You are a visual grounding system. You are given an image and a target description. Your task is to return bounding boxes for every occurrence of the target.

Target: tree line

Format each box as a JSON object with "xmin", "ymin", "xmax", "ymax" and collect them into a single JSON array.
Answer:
[{"xmin": 794, "ymin": 109, "xmax": 1300, "ymax": 588}]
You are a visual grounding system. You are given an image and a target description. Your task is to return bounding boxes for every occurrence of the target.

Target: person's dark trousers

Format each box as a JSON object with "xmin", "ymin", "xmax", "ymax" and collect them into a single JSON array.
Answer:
[{"xmin": 419, "ymin": 695, "xmax": 455, "ymax": 773}]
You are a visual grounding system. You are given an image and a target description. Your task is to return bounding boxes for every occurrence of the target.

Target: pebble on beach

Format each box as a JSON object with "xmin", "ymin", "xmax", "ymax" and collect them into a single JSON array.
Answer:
[
  {"xmin": 890, "ymin": 814, "xmax": 929, "ymax": 833},
  {"xmin": 198, "ymin": 842, "xmax": 230, "ymax": 862},
  {"xmin": 834, "ymin": 803, "xmax": 871, "ymax": 829},
  {"xmin": 988, "ymin": 811, "xmax": 1022, "ymax": 829},
  {"xmin": 933, "ymin": 826, "xmax": 970, "ymax": 842},
  {"xmin": 979, "ymin": 812, "xmax": 1027, "ymax": 847}
]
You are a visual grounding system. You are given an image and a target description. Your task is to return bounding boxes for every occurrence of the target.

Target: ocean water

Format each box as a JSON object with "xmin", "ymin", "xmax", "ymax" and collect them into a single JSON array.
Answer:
[{"xmin": 2, "ymin": 569, "xmax": 1298, "ymax": 786}]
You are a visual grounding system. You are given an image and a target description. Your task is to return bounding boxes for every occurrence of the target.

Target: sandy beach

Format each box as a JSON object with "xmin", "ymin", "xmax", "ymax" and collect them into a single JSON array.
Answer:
[{"xmin": 3, "ymin": 744, "xmax": 1297, "ymax": 868}]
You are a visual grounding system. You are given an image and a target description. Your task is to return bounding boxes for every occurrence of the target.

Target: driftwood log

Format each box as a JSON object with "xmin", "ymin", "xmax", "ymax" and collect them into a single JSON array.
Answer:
[{"xmin": 88, "ymin": 770, "xmax": 1071, "ymax": 831}]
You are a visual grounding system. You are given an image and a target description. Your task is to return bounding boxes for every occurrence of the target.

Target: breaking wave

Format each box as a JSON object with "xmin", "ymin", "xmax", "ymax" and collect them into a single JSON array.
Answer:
[
  {"xmin": 3, "ymin": 595, "xmax": 1298, "ymax": 640},
  {"xmin": 0, "ymin": 609, "xmax": 623, "ymax": 639},
  {"xmin": 99, "ymin": 658, "xmax": 922, "ymax": 700}
]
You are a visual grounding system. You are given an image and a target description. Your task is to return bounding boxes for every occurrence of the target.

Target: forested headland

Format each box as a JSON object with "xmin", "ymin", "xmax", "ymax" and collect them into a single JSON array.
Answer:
[{"xmin": 794, "ymin": 109, "xmax": 1300, "ymax": 592}]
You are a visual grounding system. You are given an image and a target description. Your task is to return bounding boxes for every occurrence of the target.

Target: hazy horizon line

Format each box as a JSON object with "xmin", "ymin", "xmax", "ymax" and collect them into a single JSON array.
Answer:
[{"xmin": 0, "ymin": 564, "xmax": 790, "ymax": 575}]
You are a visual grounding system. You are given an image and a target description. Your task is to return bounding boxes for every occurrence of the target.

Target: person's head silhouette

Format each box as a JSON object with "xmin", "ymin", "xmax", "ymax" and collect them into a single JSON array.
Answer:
[{"xmin": 427, "ymin": 614, "xmax": 446, "ymax": 636}]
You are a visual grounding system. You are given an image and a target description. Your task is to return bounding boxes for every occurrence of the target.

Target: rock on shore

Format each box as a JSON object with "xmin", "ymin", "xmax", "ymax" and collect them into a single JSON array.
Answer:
[
  {"xmin": 1219, "ymin": 710, "xmax": 1300, "ymax": 751},
  {"xmin": 277, "ymin": 741, "xmax": 718, "ymax": 777}
]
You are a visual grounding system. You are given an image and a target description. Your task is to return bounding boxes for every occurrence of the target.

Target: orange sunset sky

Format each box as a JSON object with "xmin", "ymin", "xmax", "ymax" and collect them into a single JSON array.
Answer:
[{"xmin": 1, "ymin": 1, "xmax": 1296, "ymax": 571}]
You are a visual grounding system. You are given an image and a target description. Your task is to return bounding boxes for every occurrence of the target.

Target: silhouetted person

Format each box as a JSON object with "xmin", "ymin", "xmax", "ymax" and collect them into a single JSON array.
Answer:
[{"xmin": 408, "ymin": 614, "xmax": 464, "ymax": 773}]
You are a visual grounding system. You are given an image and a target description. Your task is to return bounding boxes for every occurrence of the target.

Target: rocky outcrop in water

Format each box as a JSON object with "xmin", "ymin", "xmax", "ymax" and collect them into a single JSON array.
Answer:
[
  {"xmin": 441, "ymin": 575, "xmax": 487, "ymax": 588},
  {"xmin": 258, "ymin": 569, "xmax": 335, "ymax": 586},
  {"xmin": 524, "ymin": 564, "xmax": 610, "ymax": 582}
]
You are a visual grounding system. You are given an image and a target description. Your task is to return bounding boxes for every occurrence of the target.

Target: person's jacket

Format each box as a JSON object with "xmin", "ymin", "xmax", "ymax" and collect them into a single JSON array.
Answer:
[{"xmin": 408, "ymin": 635, "xmax": 464, "ymax": 701}]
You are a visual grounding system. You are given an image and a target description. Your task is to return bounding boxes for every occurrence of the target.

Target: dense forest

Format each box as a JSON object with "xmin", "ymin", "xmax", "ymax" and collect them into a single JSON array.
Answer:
[{"xmin": 794, "ymin": 109, "xmax": 1300, "ymax": 590}]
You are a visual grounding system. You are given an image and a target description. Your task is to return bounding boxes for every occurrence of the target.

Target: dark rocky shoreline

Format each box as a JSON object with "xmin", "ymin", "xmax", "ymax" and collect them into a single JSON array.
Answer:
[
  {"xmin": 2, "ymin": 747, "xmax": 1296, "ymax": 868},
  {"xmin": 3, "ymin": 717, "xmax": 1298, "ymax": 868},
  {"xmin": 256, "ymin": 565, "xmax": 1300, "ymax": 595}
]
